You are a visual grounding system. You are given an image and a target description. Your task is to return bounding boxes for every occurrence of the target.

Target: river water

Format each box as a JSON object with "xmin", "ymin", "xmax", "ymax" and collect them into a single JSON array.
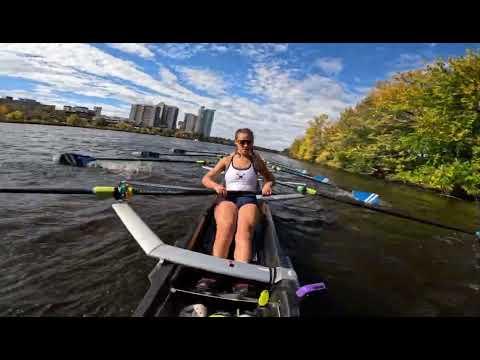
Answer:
[{"xmin": 1, "ymin": 122, "xmax": 479, "ymax": 316}]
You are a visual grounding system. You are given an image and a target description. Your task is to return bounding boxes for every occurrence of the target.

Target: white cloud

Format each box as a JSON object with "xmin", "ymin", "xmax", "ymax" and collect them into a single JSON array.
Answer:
[
  {"xmin": 353, "ymin": 86, "xmax": 372, "ymax": 95},
  {"xmin": 236, "ymin": 44, "xmax": 289, "ymax": 62},
  {"xmin": 209, "ymin": 61, "xmax": 360, "ymax": 149},
  {"xmin": 107, "ymin": 43, "xmax": 155, "ymax": 59},
  {"xmin": 159, "ymin": 67, "xmax": 178, "ymax": 84},
  {"xmin": 153, "ymin": 44, "xmax": 208, "ymax": 59},
  {"xmin": 0, "ymin": 43, "xmax": 215, "ymax": 114},
  {"xmin": 314, "ymin": 57, "xmax": 343, "ymax": 76},
  {"xmin": 0, "ymin": 43, "xmax": 356, "ymax": 150},
  {"xmin": 176, "ymin": 66, "xmax": 229, "ymax": 96},
  {"xmin": 387, "ymin": 53, "xmax": 433, "ymax": 78},
  {"xmin": 393, "ymin": 53, "xmax": 427, "ymax": 70},
  {"xmin": 152, "ymin": 43, "xmax": 289, "ymax": 62},
  {"xmin": 210, "ymin": 44, "xmax": 229, "ymax": 53}
]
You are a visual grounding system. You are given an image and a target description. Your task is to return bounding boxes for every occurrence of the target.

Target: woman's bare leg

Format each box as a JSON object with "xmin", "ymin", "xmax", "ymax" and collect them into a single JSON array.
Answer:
[
  {"xmin": 213, "ymin": 201, "xmax": 238, "ymax": 258},
  {"xmin": 234, "ymin": 204, "xmax": 260, "ymax": 262}
]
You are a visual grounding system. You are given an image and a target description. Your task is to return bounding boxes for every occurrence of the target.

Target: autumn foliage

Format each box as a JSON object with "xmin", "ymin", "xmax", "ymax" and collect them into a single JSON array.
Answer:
[{"xmin": 289, "ymin": 50, "xmax": 480, "ymax": 197}]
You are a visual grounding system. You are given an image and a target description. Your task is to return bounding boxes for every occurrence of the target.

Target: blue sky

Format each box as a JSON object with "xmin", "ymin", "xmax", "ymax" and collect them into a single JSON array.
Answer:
[{"xmin": 1, "ymin": 43, "xmax": 479, "ymax": 150}]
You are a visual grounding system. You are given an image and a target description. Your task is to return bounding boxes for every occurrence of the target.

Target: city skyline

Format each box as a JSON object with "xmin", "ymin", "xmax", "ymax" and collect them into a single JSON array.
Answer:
[{"xmin": 1, "ymin": 43, "xmax": 479, "ymax": 150}]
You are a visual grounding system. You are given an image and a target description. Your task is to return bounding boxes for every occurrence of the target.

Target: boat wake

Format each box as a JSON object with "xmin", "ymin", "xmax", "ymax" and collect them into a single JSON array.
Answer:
[{"xmin": 92, "ymin": 161, "xmax": 154, "ymax": 177}]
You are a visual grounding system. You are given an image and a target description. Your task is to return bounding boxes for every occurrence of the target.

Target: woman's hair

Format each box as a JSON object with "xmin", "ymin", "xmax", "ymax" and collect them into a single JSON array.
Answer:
[{"xmin": 234, "ymin": 128, "xmax": 254, "ymax": 142}]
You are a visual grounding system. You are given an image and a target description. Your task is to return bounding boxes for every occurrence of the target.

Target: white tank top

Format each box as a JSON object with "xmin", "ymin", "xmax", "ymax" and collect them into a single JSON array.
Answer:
[{"xmin": 224, "ymin": 154, "xmax": 258, "ymax": 192}]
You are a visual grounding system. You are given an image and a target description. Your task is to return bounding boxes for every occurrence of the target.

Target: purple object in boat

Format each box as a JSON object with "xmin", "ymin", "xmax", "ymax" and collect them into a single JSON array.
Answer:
[{"xmin": 296, "ymin": 282, "xmax": 327, "ymax": 298}]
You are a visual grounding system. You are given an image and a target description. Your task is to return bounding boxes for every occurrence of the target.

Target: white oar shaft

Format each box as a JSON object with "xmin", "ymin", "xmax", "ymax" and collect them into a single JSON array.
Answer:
[{"xmin": 112, "ymin": 202, "xmax": 297, "ymax": 283}]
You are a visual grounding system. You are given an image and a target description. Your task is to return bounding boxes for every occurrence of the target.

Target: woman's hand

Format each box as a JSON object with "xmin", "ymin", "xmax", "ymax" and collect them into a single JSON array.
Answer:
[
  {"xmin": 214, "ymin": 184, "xmax": 227, "ymax": 197},
  {"xmin": 262, "ymin": 183, "xmax": 273, "ymax": 196}
]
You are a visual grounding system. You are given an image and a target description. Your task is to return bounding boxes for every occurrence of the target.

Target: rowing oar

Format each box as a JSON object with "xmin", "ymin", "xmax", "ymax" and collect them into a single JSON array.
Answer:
[
  {"xmin": 282, "ymin": 183, "xmax": 479, "ymax": 238},
  {"xmin": 0, "ymin": 184, "xmax": 215, "ymax": 199},
  {"xmin": 55, "ymin": 153, "xmax": 210, "ymax": 167},
  {"xmin": 267, "ymin": 160, "xmax": 380, "ymax": 205},
  {"xmin": 170, "ymin": 148, "xmax": 228, "ymax": 156},
  {"xmin": 131, "ymin": 150, "xmax": 222, "ymax": 159},
  {"xmin": 267, "ymin": 159, "xmax": 317, "ymax": 177},
  {"xmin": 0, "ymin": 183, "xmax": 303, "ymax": 202},
  {"xmin": 202, "ymin": 164, "xmax": 377, "ymax": 206}
]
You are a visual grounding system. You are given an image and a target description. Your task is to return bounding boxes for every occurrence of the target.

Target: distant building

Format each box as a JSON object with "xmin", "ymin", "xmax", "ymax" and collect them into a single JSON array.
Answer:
[
  {"xmin": 154, "ymin": 102, "xmax": 167, "ymax": 127},
  {"xmin": 129, "ymin": 102, "xmax": 179, "ymax": 129},
  {"xmin": 164, "ymin": 105, "xmax": 179, "ymax": 129},
  {"xmin": 143, "ymin": 105, "xmax": 157, "ymax": 127},
  {"xmin": 5, "ymin": 96, "xmax": 13, "ymax": 101},
  {"xmin": 42, "ymin": 105, "xmax": 56, "ymax": 112},
  {"xmin": 18, "ymin": 98, "xmax": 39, "ymax": 104},
  {"xmin": 194, "ymin": 106, "xmax": 215, "ymax": 137},
  {"xmin": 73, "ymin": 106, "xmax": 89, "ymax": 113},
  {"xmin": 184, "ymin": 113, "xmax": 198, "ymax": 133},
  {"xmin": 129, "ymin": 104, "xmax": 144, "ymax": 124},
  {"xmin": 110, "ymin": 116, "xmax": 128, "ymax": 122},
  {"xmin": 63, "ymin": 105, "xmax": 100, "ymax": 117},
  {"xmin": 177, "ymin": 120, "xmax": 185, "ymax": 130}
]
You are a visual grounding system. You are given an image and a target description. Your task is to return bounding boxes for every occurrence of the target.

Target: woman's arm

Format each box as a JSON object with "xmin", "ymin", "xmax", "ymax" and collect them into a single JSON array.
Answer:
[
  {"xmin": 254, "ymin": 153, "xmax": 275, "ymax": 196},
  {"xmin": 202, "ymin": 156, "xmax": 229, "ymax": 196}
]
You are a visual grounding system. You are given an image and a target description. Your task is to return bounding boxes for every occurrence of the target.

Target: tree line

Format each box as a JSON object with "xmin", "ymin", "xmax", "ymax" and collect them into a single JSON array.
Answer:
[{"xmin": 289, "ymin": 50, "xmax": 480, "ymax": 199}]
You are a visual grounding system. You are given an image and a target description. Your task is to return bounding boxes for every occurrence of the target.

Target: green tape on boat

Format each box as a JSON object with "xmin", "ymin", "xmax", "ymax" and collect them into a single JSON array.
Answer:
[
  {"xmin": 258, "ymin": 290, "xmax": 270, "ymax": 306},
  {"xmin": 306, "ymin": 187, "xmax": 317, "ymax": 195},
  {"xmin": 196, "ymin": 160, "xmax": 206, "ymax": 164},
  {"xmin": 93, "ymin": 186, "xmax": 115, "ymax": 199}
]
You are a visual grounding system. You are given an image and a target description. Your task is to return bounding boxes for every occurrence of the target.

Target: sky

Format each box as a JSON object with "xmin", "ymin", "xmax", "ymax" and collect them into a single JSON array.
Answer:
[{"xmin": 1, "ymin": 43, "xmax": 479, "ymax": 150}]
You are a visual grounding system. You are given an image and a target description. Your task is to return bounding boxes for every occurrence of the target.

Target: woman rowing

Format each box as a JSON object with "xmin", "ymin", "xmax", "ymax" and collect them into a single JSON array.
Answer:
[{"xmin": 200, "ymin": 128, "xmax": 275, "ymax": 293}]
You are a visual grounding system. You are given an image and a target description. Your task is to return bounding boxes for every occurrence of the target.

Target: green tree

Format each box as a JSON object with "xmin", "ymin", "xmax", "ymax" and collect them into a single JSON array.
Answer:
[
  {"xmin": 6, "ymin": 110, "xmax": 24, "ymax": 121},
  {"xmin": 93, "ymin": 117, "xmax": 107, "ymax": 127},
  {"xmin": 289, "ymin": 49, "xmax": 480, "ymax": 197},
  {"xmin": 66, "ymin": 114, "xmax": 81, "ymax": 126},
  {"xmin": 116, "ymin": 121, "xmax": 132, "ymax": 130},
  {"xmin": 0, "ymin": 105, "xmax": 10, "ymax": 116}
]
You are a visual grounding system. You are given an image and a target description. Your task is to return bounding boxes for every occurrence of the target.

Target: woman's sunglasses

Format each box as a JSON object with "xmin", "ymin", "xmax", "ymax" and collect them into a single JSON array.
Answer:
[{"xmin": 237, "ymin": 140, "xmax": 252, "ymax": 146}]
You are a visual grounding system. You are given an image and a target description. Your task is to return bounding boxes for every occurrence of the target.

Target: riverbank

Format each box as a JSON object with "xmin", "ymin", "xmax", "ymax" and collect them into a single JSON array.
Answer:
[{"xmin": 287, "ymin": 153, "xmax": 476, "ymax": 201}]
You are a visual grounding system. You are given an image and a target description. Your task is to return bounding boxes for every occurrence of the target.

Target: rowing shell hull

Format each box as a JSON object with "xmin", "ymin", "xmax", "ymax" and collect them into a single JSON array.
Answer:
[{"xmin": 133, "ymin": 200, "xmax": 300, "ymax": 317}]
